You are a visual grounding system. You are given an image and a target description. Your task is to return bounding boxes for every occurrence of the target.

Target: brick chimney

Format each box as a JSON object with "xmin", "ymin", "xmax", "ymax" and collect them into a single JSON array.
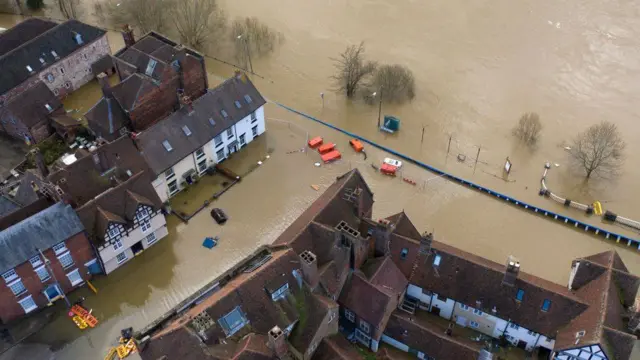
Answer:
[
  {"xmin": 373, "ymin": 219, "xmax": 394, "ymax": 256},
  {"xmin": 268, "ymin": 326, "xmax": 288, "ymax": 359},
  {"xmin": 502, "ymin": 256, "xmax": 520, "ymax": 287},
  {"xmin": 177, "ymin": 91, "xmax": 194, "ymax": 114},
  {"xmin": 34, "ymin": 149, "xmax": 49, "ymax": 178},
  {"xmin": 419, "ymin": 232, "xmax": 433, "ymax": 255},
  {"xmin": 300, "ymin": 250, "xmax": 319, "ymax": 289},
  {"xmin": 97, "ymin": 73, "xmax": 111, "ymax": 98},
  {"xmin": 122, "ymin": 24, "xmax": 135, "ymax": 48}
]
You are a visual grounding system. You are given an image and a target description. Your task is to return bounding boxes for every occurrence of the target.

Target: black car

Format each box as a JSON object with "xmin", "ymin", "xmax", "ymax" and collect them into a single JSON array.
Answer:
[{"xmin": 210, "ymin": 208, "xmax": 228, "ymax": 224}]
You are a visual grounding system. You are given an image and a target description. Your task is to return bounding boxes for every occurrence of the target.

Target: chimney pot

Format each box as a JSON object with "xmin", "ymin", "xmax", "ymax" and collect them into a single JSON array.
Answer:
[
  {"xmin": 268, "ymin": 326, "xmax": 288, "ymax": 359},
  {"xmin": 299, "ymin": 250, "xmax": 319, "ymax": 289}
]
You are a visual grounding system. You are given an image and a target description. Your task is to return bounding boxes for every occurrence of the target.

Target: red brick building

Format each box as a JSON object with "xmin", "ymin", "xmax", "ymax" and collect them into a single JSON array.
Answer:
[
  {"xmin": 85, "ymin": 30, "xmax": 208, "ymax": 141},
  {"xmin": 0, "ymin": 202, "xmax": 96, "ymax": 323}
]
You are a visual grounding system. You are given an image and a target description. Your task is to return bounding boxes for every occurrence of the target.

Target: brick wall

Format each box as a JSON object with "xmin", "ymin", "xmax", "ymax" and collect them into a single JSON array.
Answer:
[
  {"xmin": 129, "ymin": 72, "xmax": 180, "ymax": 131},
  {"xmin": 0, "ymin": 231, "xmax": 95, "ymax": 324},
  {"xmin": 181, "ymin": 55, "xmax": 207, "ymax": 100}
]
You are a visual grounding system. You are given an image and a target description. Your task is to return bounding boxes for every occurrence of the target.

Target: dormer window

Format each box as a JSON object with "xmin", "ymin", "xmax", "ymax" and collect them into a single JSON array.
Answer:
[
  {"xmin": 26, "ymin": 65, "xmax": 33, "ymax": 72},
  {"xmin": 218, "ymin": 306, "xmax": 248, "ymax": 337},
  {"xmin": 270, "ymin": 283, "xmax": 289, "ymax": 301},
  {"xmin": 162, "ymin": 140, "xmax": 173, "ymax": 152},
  {"xmin": 108, "ymin": 227, "xmax": 120, "ymax": 239},
  {"xmin": 220, "ymin": 109, "xmax": 228, "ymax": 118},
  {"xmin": 234, "ymin": 100, "xmax": 241, "ymax": 109}
]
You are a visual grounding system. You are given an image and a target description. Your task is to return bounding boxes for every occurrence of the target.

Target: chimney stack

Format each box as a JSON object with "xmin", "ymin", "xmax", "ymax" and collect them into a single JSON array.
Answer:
[
  {"xmin": 502, "ymin": 256, "xmax": 520, "ymax": 287},
  {"xmin": 268, "ymin": 326, "xmax": 288, "ymax": 359},
  {"xmin": 300, "ymin": 250, "xmax": 319, "ymax": 289},
  {"xmin": 34, "ymin": 149, "xmax": 49, "ymax": 178},
  {"xmin": 178, "ymin": 91, "xmax": 194, "ymax": 114},
  {"xmin": 97, "ymin": 73, "xmax": 111, "ymax": 98},
  {"xmin": 419, "ymin": 232, "xmax": 433, "ymax": 255},
  {"xmin": 122, "ymin": 24, "xmax": 135, "ymax": 48},
  {"xmin": 373, "ymin": 219, "xmax": 393, "ymax": 256}
]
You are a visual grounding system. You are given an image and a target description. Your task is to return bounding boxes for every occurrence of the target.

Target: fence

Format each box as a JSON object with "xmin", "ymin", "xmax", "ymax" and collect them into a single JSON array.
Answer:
[{"xmin": 275, "ymin": 102, "xmax": 640, "ymax": 250}]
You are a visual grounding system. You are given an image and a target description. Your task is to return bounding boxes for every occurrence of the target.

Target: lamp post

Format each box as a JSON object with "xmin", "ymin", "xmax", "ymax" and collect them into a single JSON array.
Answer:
[
  {"xmin": 320, "ymin": 92, "xmax": 324, "ymax": 108},
  {"xmin": 237, "ymin": 35, "xmax": 253, "ymax": 73},
  {"xmin": 372, "ymin": 87, "xmax": 383, "ymax": 129}
]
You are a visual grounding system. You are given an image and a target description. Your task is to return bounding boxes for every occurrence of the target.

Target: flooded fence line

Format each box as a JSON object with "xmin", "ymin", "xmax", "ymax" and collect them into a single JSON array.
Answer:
[{"xmin": 275, "ymin": 102, "xmax": 640, "ymax": 250}]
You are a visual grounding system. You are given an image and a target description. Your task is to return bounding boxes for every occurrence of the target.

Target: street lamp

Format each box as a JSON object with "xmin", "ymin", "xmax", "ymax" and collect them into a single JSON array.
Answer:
[
  {"xmin": 372, "ymin": 87, "xmax": 383, "ymax": 129},
  {"xmin": 237, "ymin": 35, "xmax": 253, "ymax": 73},
  {"xmin": 320, "ymin": 92, "xmax": 324, "ymax": 108}
]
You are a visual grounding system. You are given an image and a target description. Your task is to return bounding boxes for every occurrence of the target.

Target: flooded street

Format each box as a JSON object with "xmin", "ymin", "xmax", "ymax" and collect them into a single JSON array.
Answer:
[{"xmin": 2, "ymin": 0, "xmax": 640, "ymax": 357}]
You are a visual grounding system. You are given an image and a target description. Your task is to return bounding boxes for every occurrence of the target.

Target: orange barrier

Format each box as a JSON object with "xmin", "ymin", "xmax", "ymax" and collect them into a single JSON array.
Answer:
[
  {"xmin": 403, "ymin": 178, "xmax": 417, "ymax": 185},
  {"xmin": 318, "ymin": 143, "xmax": 336, "ymax": 154},
  {"xmin": 321, "ymin": 150, "xmax": 341, "ymax": 163},
  {"xmin": 349, "ymin": 139, "xmax": 364, "ymax": 152},
  {"xmin": 71, "ymin": 304, "xmax": 99, "ymax": 328},
  {"xmin": 308, "ymin": 136, "xmax": 323, "ymax": 148}
]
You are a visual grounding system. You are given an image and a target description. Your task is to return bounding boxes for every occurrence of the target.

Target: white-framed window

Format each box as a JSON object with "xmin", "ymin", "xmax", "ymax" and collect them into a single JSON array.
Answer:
[
  {"xmin": 195, "ymin": 148, "xmax": 205, "ymax": 159},
  {"xmin": 355, "ymin": 329, "xmax": 371, "ymax": 345},
  {"xmin": 216, "ymin": 148, "xmax": 225, "ymax": 161},
  {"xmin": 239, "ymin": 134, "xmax": 246, "ymax": 146},
  {"xmin": 2, "ymin": 269, "xmax": 17, "ymax": 283},
  {"xmin": 251, "ymin": 112, "xmax": 257, "ymax": 123},
  {"xmin": 252, "ymin": 125, "xmax": 258, "ymax": 137},
  {"xmin": 509, "ymin": 323, "xmax": 520, "ymax": 330},
  {"xmin": 473, "ymin": 309, "xmax": 483, "ymax": 316},
  {"xmin": 214, "ymin": 134, "xmax": 223, "ymax": 147},
  {"xmin": 359, "ymin": 320, "xmax": 370, "ymax": 334},
  {"xmin": 66, "ymin": 269, "xmax": 83, "ymax": 286},
  {"xmin": 108, "ymin": 226, "xmax": 120, "ymax": 239},
  {"xmin": 8, "ymin": 279, "xmax": 26, "ymax": 295},
  {"xmin": 197, "ymin": 159, "xmax": 207, "ymax": 174},
  {"xmin": 218, "ymin": 306, "xmax": 248, "ymax": 336},
  {"xmin": 470, "ymin": 321, "xmax": 480, "ymax": 329},
  {"xmin": 271, "ymin": 283, "xmax": 289, "ymax": 301},
  {"xmin": 165, "ymin": 167, "xmax": 175, "ymax": 180},
  {"xmin": 58, "ymin": 252, "xmax": 74, "ymax": 269},
  {"xmin": 344, "ymin": 309, "xmax": 355, "ymax": 323},
  {"xmin": 140, "ymin": 220, "xmax": 151, "ymax": 233},
  {"xmin": 35, "ymin": 266, "xmax": 50, "ymax": 282},
  {"xmin": 52, "ymin": 242, "xmax": 67, "ymax": 255},
  {"xmin": 459, "ymin": 303, "xmax": 469, "ymax": 310},
  {"xmin": 29, "ymin": 256, "xmax": 43, "ymax": 268},
  {"xmin": 146, "ymin": 232, "xmax": 157, "ymax": 245},
  {"xmin": 226, "ymin": 128, "xmax": 233, "ymax": 139},
  {"xmin": 18, "ymin": 295, "xmax": 37, "ymax": 314},
  {"xmin": 113, "ymin": 239, "xmax": 123, "ymax": 251},
  {"xmin": 168, "ymin": 180, "xmax": 179, "ymax": 195},
  {"xmin": 116, "ymin": 252, "xmax": 128, "ymax": 264},
  {"xmin": 137, "ymin": 207, "xmax": 150, "ymax": 222}
]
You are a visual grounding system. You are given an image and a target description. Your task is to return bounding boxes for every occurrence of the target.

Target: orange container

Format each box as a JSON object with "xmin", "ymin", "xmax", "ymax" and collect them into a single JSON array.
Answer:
[
  {"xmin": 308, "ymin": 136, "xmax": 323, "ymax": 148},
  {"xmin": 321, "ymin": 150, "xmax": 341, "ymax": 163},
  {"xmin": 318, "ymin": 143, "xmax": 336, "ymax": 154},
  {"xmin": 349, "ymin": 139, "xmax": 364, "ymax": 152},
  {"xmin": 380, "ymin": 163, "xmax": 397, "ymax": 176}
]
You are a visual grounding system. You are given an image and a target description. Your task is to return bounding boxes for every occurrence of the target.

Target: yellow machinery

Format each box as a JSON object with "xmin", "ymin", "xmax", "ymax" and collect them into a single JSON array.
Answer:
[{"xmin": 593, "ymin": 201, "xmax": 603, "ymax": 216}]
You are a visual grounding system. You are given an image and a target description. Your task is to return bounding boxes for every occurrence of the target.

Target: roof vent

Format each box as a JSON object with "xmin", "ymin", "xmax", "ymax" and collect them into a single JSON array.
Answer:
[{"xmin": 502, "ymin": 256, "xmax": 520, "ymax": 287}]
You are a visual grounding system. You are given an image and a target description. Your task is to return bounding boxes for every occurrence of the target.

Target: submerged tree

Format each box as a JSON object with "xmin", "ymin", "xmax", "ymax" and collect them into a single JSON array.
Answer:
[
  {"xmin": 331, "ymin": 42, "xmax": 377, "ymax": 98},
  {"xmin": 171, "ymin": 0, "xmax": 226, "ymax": 51},
  {"xmin": 94, "ymin": 0, "xmax": 172, "ymax": 34},
  {"xmin": 230, "ymin": 17, "xmax": 283, "ymax": 67},
  {"xmin": 57, "ymin": 0, "xmax": 82, "ymax": 19},
  {"xmin": 569, "ymin": 121, "xmax": 625, "ymax": 179},
  {"xmin": 513, "ymin": 112, "xmax": 543, "ymax": 146},
  {"xmin": 362, "ymin": 64, "xmax": 415, "ymax": 104}
]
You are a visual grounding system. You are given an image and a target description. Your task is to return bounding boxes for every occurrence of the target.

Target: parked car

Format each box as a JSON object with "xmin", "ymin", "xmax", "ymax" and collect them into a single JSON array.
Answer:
[
  {"xmin": 383, "ymin": 158, "xmax": 402, "ymax": 168},
  {"xmin": 210, "ymin": 208, "xmax": 228, "ymax": 224}
]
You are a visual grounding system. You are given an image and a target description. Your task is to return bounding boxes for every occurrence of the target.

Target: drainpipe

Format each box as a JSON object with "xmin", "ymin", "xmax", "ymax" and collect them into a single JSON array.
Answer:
[
  {"xmin": 533, "ymin": 333, "xmax": 542, "ymax": 349},
  {"xmin": 428, "ymin": 291, "xmax": 435, "ymax": 312},
  {"xmin": 450, "ymin": 301, "xmax": 457, "ymax": 321},
  {"xmin": 502, "ymin": 320, "xmax": 510, "ymax": 337}
]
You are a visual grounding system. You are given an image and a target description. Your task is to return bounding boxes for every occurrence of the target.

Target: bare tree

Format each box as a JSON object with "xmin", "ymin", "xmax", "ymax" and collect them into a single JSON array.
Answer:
[
  {"xmin": 57, "ymin": 0, "xmax": 82, "ymax": 19},
  {"xmin": 512, "ymin": 112, "xmax": 543, "ymax": 146},
  {"xmin": 362, "ymin": 64, "xmax": 415, "ymax": 104},
  {"xmin": 170, "ymin": 0, "xmax": 226, "ymax": 51},
  {"xmin": 230, "ymin": 17, "xmax": 283, "ymax": 67},
  {"xmin": 94, "ymin": 0, "xmax": 172, "ymax": 34},
  {"xmin": 569, "ymin": 121, "xmax": 625, "ymax": 179},
  {"xmin": 331, "ymin": 42, "xmax": 377, "ymax": 98}
]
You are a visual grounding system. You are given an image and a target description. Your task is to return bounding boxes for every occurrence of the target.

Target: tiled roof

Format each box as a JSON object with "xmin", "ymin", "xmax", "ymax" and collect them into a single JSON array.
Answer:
[
  {"xmin": 90, "ymin": 54, "xmax": 114, "ymax": 75},
  {"xmin": 139, "ymin": 326, "xmax": 215, "ymax": 360},
  {"xmin": 2, "ymin": 81, "xmax": 61, "ymax": 127},
  {"xmin": 312, "ymin": 334, "xmax": 360, "ymax": 360},
  {"xmin": 0, "ymin": 20, "xmax": 106, "ymax": 95},
  {"xmin": 385, "ymin": 211, "xmax": 421, "ymax": 239},
  {"xmin": 0, "ymin": 18, "xmax": 57, "ymax": 57},
  {"xmin": 388, "ymin": 232, "xmax": 589, "ymax": 337},
  {"xmin": 0, "ymin": 202, "xmax": 84, "ymax": 273},
  {"xmin": 135, "ymin": 74, "xmax": 266, "ymax": 176},
  {"xmin": 363, "ymin": 256, "xmax": 408, "ymax": 296},
  {"xmin": 384, "ymin": 311, "xmax": 482, "ymax": 359},
  {"xmin": 111, "ymin": 73, "xmax": 159, "ymax": 112},
  {"xmin": 338, "ymin": 272, "xmax": 396, "ymax": 332},
  {"xmin": 231, "ymin": 334, "xmax": 274, "ymax": 360},
  {"xmin": 84, "ymin": 96, "xmax": 129, "ymax": 141}
]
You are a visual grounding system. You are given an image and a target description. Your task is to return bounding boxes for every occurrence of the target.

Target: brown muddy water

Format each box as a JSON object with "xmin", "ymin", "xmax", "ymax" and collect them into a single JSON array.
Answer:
[{"xmin": 2, "ymin": 0, "xmax": 640, "ymax": 356}]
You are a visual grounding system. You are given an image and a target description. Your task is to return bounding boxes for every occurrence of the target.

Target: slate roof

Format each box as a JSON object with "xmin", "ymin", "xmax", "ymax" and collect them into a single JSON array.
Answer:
[
  {"xmin": 0, "ymin": 18, "xmax": 57, "ymax": 57},
  {"xmin": 363, "ymin": 256, "xmax": 408, "ymax": 296},
  {"xmin": 2, "ymin": 81, "xmax": 61, "ymax": 127},
  {"xmin": 312, "ymin": 334, "xmax": 361, "ymax": 360},
  {"xmin": 0, "ymin": 202, "xmax": 84, "ymax": 273},
  {"xmin": 84, "ymin": 95, "xmax": 129, "ymax": 141},
  {"xmin": 0, "ymin": 195, "xmax": 20, "ymax": 217},
  {"xmin": 0, "ymin": 20, "xmax": 106, "ymax": 95},
  {"xmin": 139, "ymin": 326, "xmax": 215, "ymax": 360},
  {"xmin": 338, "ymin": 272, "xmax": 397, "ymax": 335},
  {"xmin": 135, "ymin": 74, "xmax": 267, "ymax": 176},
  {"xmin": 90, "ymin": 54, "xmax": 114, "ymax": 75},
  {"xmin": 111, "ymin": 73, "xmax": 159, "ymax": 112},
  {"xmin": 388, "ymin": 232, "xmax": 589, "ymax": 337}
]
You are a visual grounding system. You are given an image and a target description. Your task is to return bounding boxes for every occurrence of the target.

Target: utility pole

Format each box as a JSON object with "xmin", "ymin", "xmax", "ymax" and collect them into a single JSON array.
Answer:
[
  {"xmin": 237, "ymin": 35, "xmax": 253, "ymax": 73},
  {"xmin": 38, "ymin": 248, "xmax": 70, "ymax": 307},
  {"xmin": 320, "ymin": 92, "xmax": 324, "ymax": 109},
  {"xmin": 421, "ymin": 125, "xmax": 426, "ymax": 144},
  {"xmin": 473, "ymin": 146, "xmax": 481, "ymax": 174},
  {"xmin": 447, "ymin": 135, "xmax": 452, "ymax": 156},
  {"xmin": 377, "ymin": 87, "xmax": 383, "ymax": 129}
]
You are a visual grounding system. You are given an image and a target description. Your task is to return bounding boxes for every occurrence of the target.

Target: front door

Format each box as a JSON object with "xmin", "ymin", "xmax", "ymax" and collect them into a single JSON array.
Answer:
[
  {"xmin": 228, "ymin": 143, "xmax": 237, "ymax": 154},
  {"xmin": 430, "ymin": 306, "xmax": 441, "ymax": 316},
  {"xmin": 516, "ymin": 340, "xmax": 527, "ymax": 350},
  {"xmin": 131, "ymin": 241, "xmax": 144, "ymax": 255}
]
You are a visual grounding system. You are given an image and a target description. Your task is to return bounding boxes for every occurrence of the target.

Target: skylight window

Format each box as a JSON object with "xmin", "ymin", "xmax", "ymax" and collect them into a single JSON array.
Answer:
[
  {"xmin": 244, "ymin": 94, "xmax": 252, "ymax": 104},
  {"xmin": 433, "ymin": 254, "xmax": 442, "ymax": 267},
  {"xmin": 51, "ymin": 50, "xmax": 58, "ymax": 58},
  {"xmin": 44, "ymin": 104, "xmax": 52, "ymax": 112},
  {"xmin": 162, "ymin": 140, "xmax": 173, "ymax": 152},
  {"xmin": 220, "ymin": 109, "xmax": 228, "ymax": 118},
  {"xmin": 182, "ymin": 125, "xmax": 192, "ymax": 136},
  {"xmin": 234, "ymin": 100, "xmax": 242, "ymax": 109},
  {"xmin": 208, "ymin": 118, "xmax": 215, "ymax": 126},
  {"xmin": 26, "ymin": 65, "xmax": 33, "ymax": 72},
  {"xmin": 541, "ymin": 299, "xmax": 552, "ymax": 312},
  {"xmin": 145, "ymin": 59, "xmax": 157, "ymax": 77},
  {"xmin": 39, "ymin": 58, "xmax": 45, "ymax": 64}
]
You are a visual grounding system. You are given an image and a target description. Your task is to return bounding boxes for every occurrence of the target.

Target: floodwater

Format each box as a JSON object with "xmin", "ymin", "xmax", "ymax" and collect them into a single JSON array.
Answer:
[{"xmin": 1, "ymin": 0, "xmax": 640, "ymax": 356}]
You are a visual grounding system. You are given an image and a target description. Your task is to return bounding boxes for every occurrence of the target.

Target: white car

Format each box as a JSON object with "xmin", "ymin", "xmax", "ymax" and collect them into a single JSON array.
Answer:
[{"xmin": 383, "ymin": 158, "xmax": 402, "ymax": 168}]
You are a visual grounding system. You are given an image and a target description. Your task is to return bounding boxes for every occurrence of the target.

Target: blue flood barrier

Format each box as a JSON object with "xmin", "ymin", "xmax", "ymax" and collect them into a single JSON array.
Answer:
[{"xmin": 275, "ymin": 102, "xmax": 640, "ymax": 250}]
